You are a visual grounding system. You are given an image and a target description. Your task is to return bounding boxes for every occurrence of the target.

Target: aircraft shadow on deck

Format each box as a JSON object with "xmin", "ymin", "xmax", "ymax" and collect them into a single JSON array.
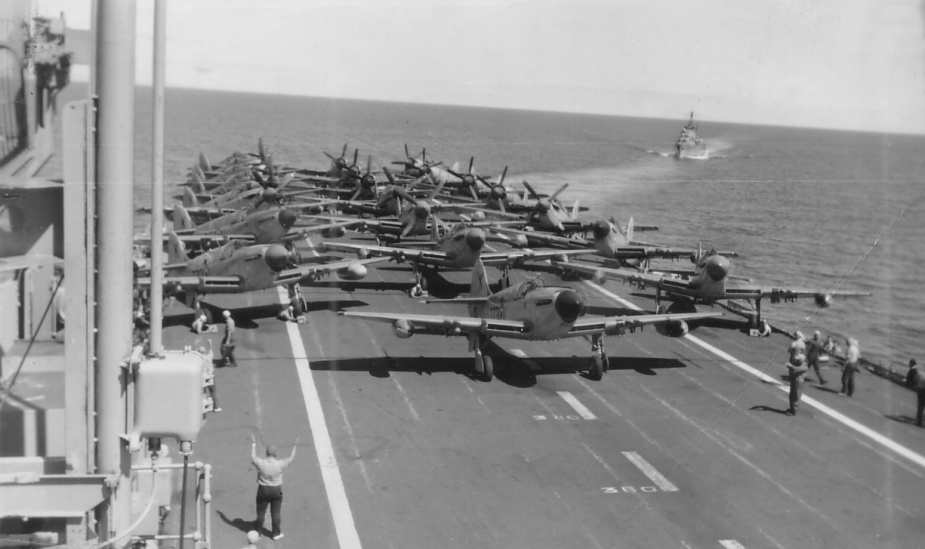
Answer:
[{"xmin": 310, "ymin": 345, "xmax": 688, "ymax": 388}]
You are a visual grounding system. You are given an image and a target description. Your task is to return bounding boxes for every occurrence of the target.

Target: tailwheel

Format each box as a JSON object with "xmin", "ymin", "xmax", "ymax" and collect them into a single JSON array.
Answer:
[{"xmin": 588, "ymin": 355, "xmax": 604, "ymax": 381}]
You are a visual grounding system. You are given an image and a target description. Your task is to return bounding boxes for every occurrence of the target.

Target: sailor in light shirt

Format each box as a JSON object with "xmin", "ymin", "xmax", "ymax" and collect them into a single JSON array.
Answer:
[{"xmin": 250, "ymin": 433, "xmax": 298, "ymax": 540}]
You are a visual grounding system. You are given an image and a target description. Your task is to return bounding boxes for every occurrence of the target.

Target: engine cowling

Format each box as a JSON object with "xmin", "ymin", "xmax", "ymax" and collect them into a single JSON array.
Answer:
[
  {"xmin": 471, "ymin": 210, "xmax": 486, "ymax": 221},
  {"xmin": 665, "ymin": 319, "xmax": 689, "ymax": 337},
  {"xmin": 814, "ymin": 293, "xmax": 833, "ymax": 308},
  {"xmin": 592, "ymin": 269, "xmax": 607, "ymax": 285},
  {"xmin": 392, "ymin": 318, "xmax": 414, "ymax": 338}
]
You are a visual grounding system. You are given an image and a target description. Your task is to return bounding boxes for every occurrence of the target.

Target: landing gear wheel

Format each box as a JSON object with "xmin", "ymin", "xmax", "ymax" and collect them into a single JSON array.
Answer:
[
  {"xmin": 475, "ymin": 352, "xmax": 494, "ymax": 382},
  {"xmin": 482, "ymin": 356, "xmax": 494, "ymax": 382},
  {"xmin": 589, "ymin": 355, "xmax": 604, "ymax": 381}
]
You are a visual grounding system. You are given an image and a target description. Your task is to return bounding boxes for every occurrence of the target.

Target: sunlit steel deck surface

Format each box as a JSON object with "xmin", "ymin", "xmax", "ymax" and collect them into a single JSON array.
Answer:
[{"xmin": 163, "ymin": 230, "xmax": 925, "ymax": 549}]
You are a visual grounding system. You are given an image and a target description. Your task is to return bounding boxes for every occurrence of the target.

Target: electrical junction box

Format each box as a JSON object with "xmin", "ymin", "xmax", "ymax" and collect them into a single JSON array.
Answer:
[{"xmin": 134, "ymin": 349, "xmax": 207, "ymax": 442}]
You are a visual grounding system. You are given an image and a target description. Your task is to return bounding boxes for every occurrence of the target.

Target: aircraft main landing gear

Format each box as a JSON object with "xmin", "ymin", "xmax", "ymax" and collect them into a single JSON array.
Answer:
[{"xmin": 588, "ymin": 334, "xmax": 608, "ymax": 381}]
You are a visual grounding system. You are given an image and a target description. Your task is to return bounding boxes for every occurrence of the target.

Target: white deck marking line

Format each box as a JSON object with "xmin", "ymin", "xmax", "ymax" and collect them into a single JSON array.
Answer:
[
  {"xmin": 719, "ymin": 540, "xmax": 747, "ymax": 549},
  {"xmin": 622, "ymin": 451, "xmax": 678, "ymax": 492},
  {"xmin": 584, "ymin": 281, "xmax": 925, "ymax": 471},
  {"xmin": 390, "ymin": 376, "xmax": 420, "ymax": 422},
  {"xmin": 557, "ymin": 391, "xmax": 597, "ymax": 420},
  {"xmin": 278, "ymin": 287, "xmax": 362, "ymax": 549}
]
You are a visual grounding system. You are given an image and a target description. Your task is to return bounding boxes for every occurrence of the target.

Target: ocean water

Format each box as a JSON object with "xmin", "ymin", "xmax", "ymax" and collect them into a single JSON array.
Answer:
[{"xmin": 55, "ymin": 85, "xmax": 925, "ymax": 368}]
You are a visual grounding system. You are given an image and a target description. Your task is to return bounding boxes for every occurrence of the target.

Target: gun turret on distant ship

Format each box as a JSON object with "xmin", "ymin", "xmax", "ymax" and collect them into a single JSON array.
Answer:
[{"xmin": 674, "ymin": 112, "xmax": 708, "ymax": 159}]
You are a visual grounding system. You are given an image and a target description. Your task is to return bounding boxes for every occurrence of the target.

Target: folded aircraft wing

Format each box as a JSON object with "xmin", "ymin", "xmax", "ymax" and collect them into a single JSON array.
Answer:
[
  {"xmin": 274, "ymin": 256, "xmax": 389, "ymax": 285},
  {"xmin": 555, "ymin": 261, "xmax": 666, "ymax": 287},
  {"xmin": 745, "ymin": 286, "xmax": 872, "ymax": 303},
  {"xmin": 480, "ymin": 249, "xmax": 594, "ymax": 266},
  {"xmin": 338, "ymin": 311, "xmax": 530, "ymax": 338},
  {"xmin": 138, "ymin": 275, "xmax": 245, "ymax": 294},
  {"xmin": 568, "ymin": 311, "xmax": 723, "ymax": 337},
  {"xmin": 321, "ymin": 241, "xmax": 454, "ymax": 266},
  {"xmin": 491, "ymin": 227, "xmax": 591, "ymax": 249}
]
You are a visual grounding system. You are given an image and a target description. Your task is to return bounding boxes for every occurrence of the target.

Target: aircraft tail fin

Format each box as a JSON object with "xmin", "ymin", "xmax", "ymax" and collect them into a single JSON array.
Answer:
[
  {"xmin": 468, "ymin": 258, "xmax": 491, "ymax": 318},
  {"xmin": 166, "ymin": 229, "xmax": 190, "ymax": 265},
  {"xmin": 571, "ymin": 200, "xmax": 579, "ymax": 219},
  {"xmin": 198, "ymin": 151, "xmax": 211, "ymax": 172},
  {"xmin": 626, "ymin": 217, "xmax": 634, "ymax": 242},
  {"xmin": 180, "ymin": 186, "xmax": 200, "ymax": 208},
  {"xmin": 173, "ymin": 203, "xmax": 195, "ymax": 232},
  {"xmin": 191, "ymin": 167, "xmax": 207, "ymax": 195}
]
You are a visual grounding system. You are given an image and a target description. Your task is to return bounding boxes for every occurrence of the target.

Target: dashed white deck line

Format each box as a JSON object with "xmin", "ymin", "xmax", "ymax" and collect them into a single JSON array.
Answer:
[
  {"xmin": 251, "ymin": 370, "xmax": 263, "ymax": 433},
  {"xmin": 581, "ymin": 442, "xmax": 620, "ymax": 482},
  {"xmin": 278, "ymin": 287, "xmax": 362, "ymax": 549},
  {"xmin": 557, "ymin": 391, "xmax": 597, "ymax": 420},
  {"xmin": 622, "ymin": 451, "xmax": 678, "ymax": 492},
  {"xmin": 391, "ymin": 376, "xmax": 420, "ymax": 422},
  {"xmin": 583, "ymin": 281, "xmax": 925, "ymax": 471},
  {"xmin": 719, "ymin": 540, "xmax": 747, "ymax": 549}
]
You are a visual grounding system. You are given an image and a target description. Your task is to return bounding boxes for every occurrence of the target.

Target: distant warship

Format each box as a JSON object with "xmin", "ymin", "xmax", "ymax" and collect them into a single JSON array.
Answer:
[{"xmin": 674, "ymin": 111, "xmax": 708, "ymax": 159}]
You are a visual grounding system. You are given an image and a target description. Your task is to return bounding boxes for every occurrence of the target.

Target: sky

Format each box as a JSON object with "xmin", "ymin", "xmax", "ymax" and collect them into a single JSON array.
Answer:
[{"xmin": 35, "ymin": 0, "xmax": 925, "ymax": 134}]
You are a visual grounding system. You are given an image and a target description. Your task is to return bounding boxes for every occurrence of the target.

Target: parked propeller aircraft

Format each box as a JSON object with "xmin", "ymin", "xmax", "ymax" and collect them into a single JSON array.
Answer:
[
  {"xmin": 491, "ymin": 217, "xmax": 729, "ymax": 270},
  {"xmin": 166, "ymin": 202, "xmax": 362, "ymax": 248},
  {"xmin": 392, "ymin": 145, "xmax": 467, "ymax": 185},
  {"xmin": 339, "ymin": 258, "xmax": 721, "ymax": 381},
  {"xmin": 137, "ymin": 230, "xmax": 387, "ymax": 317},
  {"xmin": 553, "ymin": 246, "xmax": 870, "ymax": 335},
  {"xmin": 322, "ymin": 216, "xmax": 588, "ymax": 295}
]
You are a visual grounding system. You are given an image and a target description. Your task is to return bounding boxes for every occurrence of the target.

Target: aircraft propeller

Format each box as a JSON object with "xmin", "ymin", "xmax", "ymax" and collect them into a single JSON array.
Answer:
[
  {"xmin": 323, "ymin": 143, "xmax": 350, "ymax": 175},
  {"xmin": 522, "ymin": 180, "xmax": 568, "ymax": 229},
  {"xmin": 446, "ymin": 156, "xmax": 481, "ymax": 201},
  {"xmin": 477, "ymin": 166, "xmax": 509, "ymax": 212}
]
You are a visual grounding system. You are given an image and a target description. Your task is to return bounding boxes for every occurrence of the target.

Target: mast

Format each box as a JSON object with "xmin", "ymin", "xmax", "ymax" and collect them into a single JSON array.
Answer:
[{"xmin": 94, "ymin": 0, "xmax": 137, "ymax": 540}]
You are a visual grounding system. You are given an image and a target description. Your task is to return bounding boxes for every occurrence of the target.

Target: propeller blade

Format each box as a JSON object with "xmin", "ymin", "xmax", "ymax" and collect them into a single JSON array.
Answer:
[
  {"xmin": 468, "ymin": 156, "xmax": 474, "ymax": 175},
  {"xmin": 522, "ymin": 180, "xmax": 540, "ymax": 200},
  {"xmin": 341, "ymin": 143, "xmax": 348, "ymax": 158},
  {"xmin": 549, "ymin": 183, "xmax": 569, "ymax": 201},
  {"xmin": 366, "ymin": 155, "xmax": 372, "ymax": 175},
  {"xmin": 469, "ymin": 184, "xmax": 479, "ymax": 201},
  {"xmin": 393, "ymin": 186, "xmax": 415, "ymax": 203},
  {"xmin": 350, "ymin": 184, "xmax": 362, "ymax": 201},
  {"xmin": 382, "ymin": 166, "xmax": 397, "ymax": 185}
]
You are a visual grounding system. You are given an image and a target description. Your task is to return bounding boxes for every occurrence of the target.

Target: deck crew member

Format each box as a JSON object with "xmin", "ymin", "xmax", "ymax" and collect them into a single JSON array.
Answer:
[
  {"xmin": 806, "ymin": 331, "xmax": 827, "ymax": 384},
  {"xmin": 250, "ymin": 434, "xmax": 299, "ymax": 540},
  {"xmin": 839, "ymin": 338, "xmax": 860, "ymax": 397},
  {"xmin": 905, "ymin": 360, "xmax": 925, "ymax": 427},
  {"xmin": 786, "ymin": 331, "xmax": 808, "ymax": 416},
  {"xmin": 221, "ymin": 310, "xmax": 237, "ymax": 367}
]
